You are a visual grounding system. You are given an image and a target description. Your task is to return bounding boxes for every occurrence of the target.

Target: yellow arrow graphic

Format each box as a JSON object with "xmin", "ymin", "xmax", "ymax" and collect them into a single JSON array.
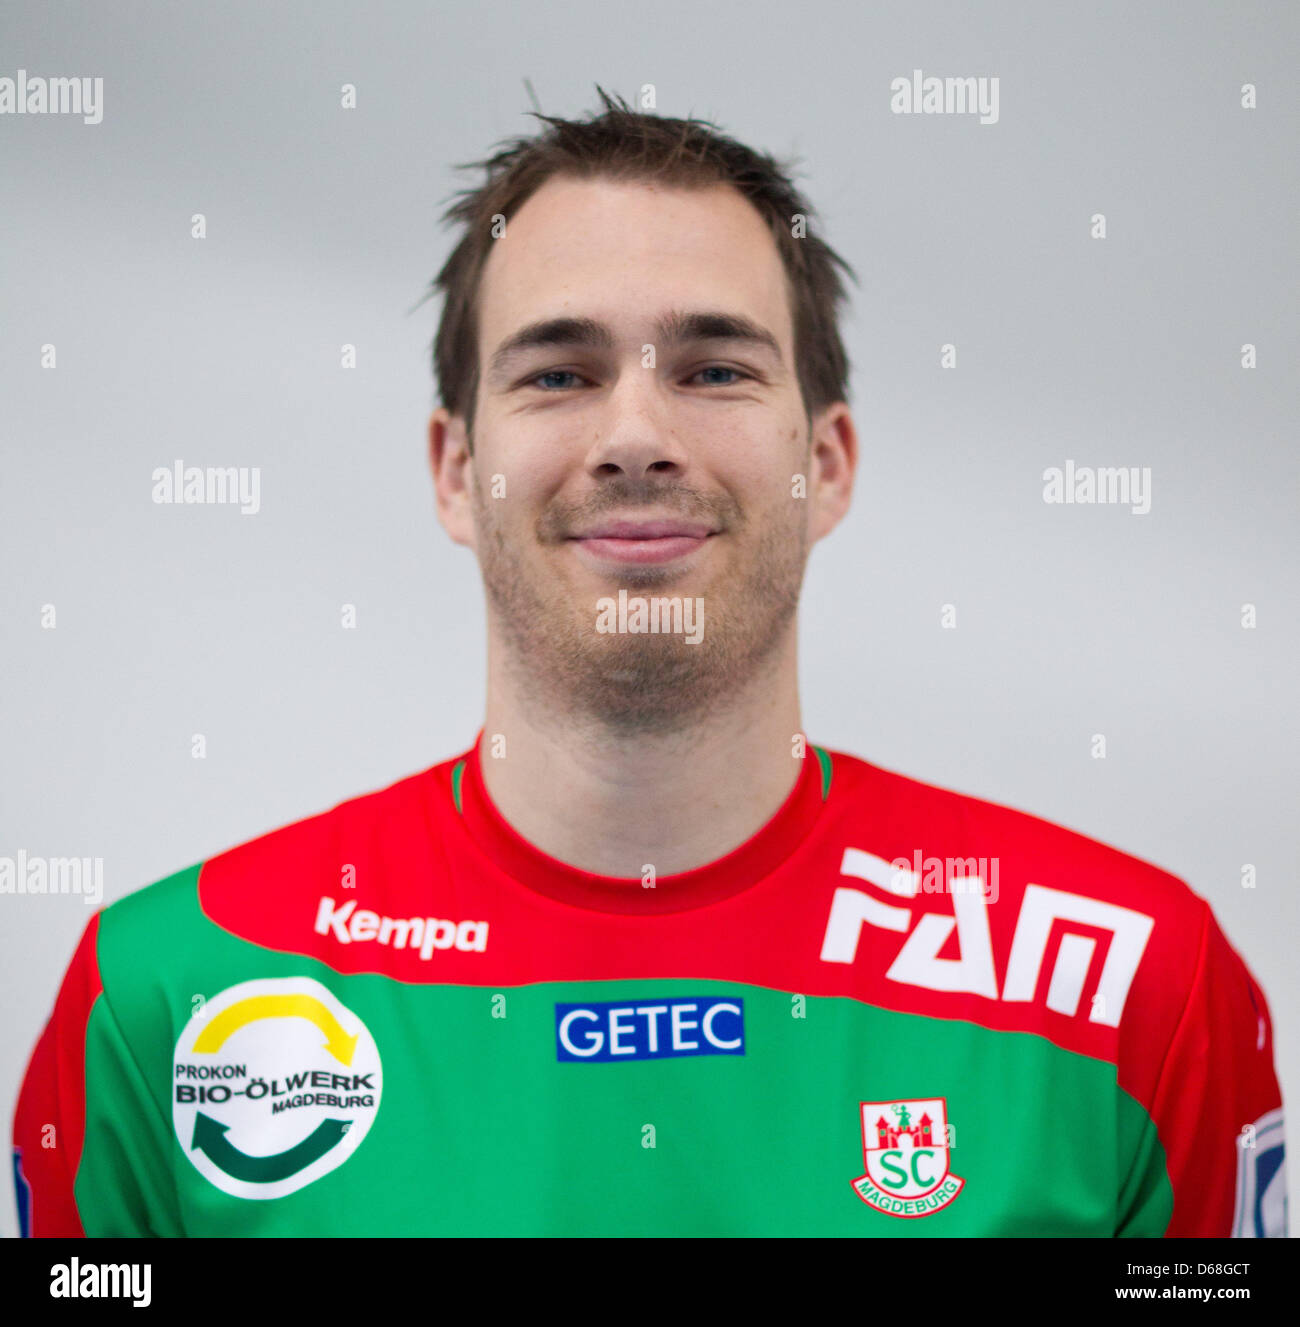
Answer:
[{"xmin": 192, "ymin": 995, "xmax": 358, "ymax": 1065}]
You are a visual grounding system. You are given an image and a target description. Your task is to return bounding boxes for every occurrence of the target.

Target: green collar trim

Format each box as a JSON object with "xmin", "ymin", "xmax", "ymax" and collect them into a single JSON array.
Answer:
[{"xmin": 812, "ymin": 744, "xmax": 833, "ymax": 800}]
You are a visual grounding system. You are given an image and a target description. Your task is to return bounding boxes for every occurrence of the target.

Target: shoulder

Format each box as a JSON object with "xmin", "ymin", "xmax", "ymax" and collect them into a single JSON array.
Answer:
[
  {"xmin": 98, "ymin": 753, "xmax": 465, "ymax": 962},
  {"xmin": 820, "ymin": 744, "xmax": 1206, "ymax": 932},
  {"xmin": 812, "ymin": 745, "xmax": 1236, "ymax": 1081}
]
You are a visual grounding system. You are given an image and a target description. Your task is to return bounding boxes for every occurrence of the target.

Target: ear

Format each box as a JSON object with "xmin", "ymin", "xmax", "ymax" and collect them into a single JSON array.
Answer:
[
  {"xmin": 429, "ymin": 407, "xmax": 476, "ymax": 549},
  {"xmin": 807, "ymin": 402, "xmax": 857, "ymax": 543}
]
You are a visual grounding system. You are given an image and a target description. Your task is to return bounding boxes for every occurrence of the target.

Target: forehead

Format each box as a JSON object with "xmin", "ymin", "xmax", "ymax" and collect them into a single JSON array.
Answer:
[{"xmin": 476, "ymin": 175, "xmax": 794, "ymax": 357}]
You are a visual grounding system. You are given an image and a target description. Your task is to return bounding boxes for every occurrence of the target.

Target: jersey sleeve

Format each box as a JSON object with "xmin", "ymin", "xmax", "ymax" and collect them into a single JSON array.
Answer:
[
  {"xmin": 12, "ymin": 911, "xmax": 180, "ymax": 1237},
  {"xmin": 1134, "ymin": 902, "xmax": 1287, "ymax": 1237}
]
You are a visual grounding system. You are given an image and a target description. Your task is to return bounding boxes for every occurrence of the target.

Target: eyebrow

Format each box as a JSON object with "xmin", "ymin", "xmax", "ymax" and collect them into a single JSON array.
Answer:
[{"xmin": 485, "ymin": 309, "xmax": 784, "ymax": 385}]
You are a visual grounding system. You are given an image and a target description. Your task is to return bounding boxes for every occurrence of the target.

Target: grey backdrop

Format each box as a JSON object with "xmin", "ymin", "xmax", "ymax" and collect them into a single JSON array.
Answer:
[{"xmin": 1, "ymin": 0, "xmax": 1296, "ymax": 1240}]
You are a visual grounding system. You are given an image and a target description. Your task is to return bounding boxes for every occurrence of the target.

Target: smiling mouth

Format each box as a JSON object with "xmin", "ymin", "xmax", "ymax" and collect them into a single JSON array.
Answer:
[{"xmin": 567, "ymin": 531, "xmax": 718, "ymax": 566}]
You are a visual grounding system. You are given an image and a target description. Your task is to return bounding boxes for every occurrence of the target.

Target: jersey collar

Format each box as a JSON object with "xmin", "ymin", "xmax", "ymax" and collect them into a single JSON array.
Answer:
[{"xmin": 451, "ymin": 729, "xmax": 830, "ymax": 914}]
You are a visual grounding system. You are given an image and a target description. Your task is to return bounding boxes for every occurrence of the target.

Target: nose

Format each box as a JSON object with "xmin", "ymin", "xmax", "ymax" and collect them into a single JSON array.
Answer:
[{"xmin": 584, "ymin": 369, "xmax": 689, "ymax": 481}]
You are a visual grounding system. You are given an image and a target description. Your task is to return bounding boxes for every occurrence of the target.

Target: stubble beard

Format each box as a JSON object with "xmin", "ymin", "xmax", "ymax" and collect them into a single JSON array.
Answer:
[{"xmin": 472, "ymin": 478, "xmax": 809, "ymax": 739}]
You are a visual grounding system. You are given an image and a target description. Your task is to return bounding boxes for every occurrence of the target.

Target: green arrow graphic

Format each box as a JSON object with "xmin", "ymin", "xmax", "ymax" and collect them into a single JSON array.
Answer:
[{"xmin": 191, "ymin": 1112, "xmax": 351, "ymax": 1182}]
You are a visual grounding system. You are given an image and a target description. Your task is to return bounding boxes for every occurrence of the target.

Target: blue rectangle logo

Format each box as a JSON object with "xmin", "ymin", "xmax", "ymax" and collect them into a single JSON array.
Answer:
[{"xmin": 555, "ymin": 996, "xmax": 745, "ymax": 1063}]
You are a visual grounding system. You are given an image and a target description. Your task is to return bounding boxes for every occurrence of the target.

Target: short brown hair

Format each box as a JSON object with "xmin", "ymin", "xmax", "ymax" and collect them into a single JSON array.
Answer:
[{"xmin": 425, "ymin": 87, "xmax": 857, "ymax": 448}]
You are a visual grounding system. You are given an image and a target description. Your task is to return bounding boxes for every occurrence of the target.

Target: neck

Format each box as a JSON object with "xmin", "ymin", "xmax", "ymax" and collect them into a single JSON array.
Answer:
[{"xmin": 477, "ymin": 629, "xmax": 805, "ymax": 878}]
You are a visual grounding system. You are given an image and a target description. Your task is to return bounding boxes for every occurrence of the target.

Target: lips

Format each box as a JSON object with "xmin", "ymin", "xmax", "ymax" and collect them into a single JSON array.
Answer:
[
  {"xmin": 567, "ymin": 518, "xmax": 719, "ymax": 566},
  {"xmin": 570, "ymin": 519, "xmax": 716, "ymax": 540}
]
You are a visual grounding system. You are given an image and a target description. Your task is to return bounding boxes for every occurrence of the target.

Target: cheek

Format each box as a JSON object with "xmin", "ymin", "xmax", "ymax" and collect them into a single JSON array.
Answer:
[
  {"xmin": 480, "ymin": 426, "xmax": 574, "ymax": 493},
  {"xmin": 711, "ymin": 409, "xmax": 805, "ymax": 461},
  {"xmin": 473, "ymin": 478, "xmax": 556, "ymax": 560},
  {"xmin": 720, "ymin": 437, "xmax": 807, "ymax": 509}
]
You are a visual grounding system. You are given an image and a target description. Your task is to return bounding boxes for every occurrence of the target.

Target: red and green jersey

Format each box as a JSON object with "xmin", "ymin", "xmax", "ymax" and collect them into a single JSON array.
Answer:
[{"xmin": 12, "ymin": 734, "xmax": 1287, "ymax": 1236}]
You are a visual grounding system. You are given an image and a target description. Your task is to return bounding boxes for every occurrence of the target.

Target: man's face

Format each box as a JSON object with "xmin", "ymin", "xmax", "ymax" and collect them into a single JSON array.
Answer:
[{"xmin": 434, "ymin": 175, "xmax": 853, "ymax": 735}]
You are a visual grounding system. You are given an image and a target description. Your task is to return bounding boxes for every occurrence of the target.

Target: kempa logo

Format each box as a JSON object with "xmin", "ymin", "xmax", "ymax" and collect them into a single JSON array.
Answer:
[
  {"xmin": 314, "ymin": 895, "xmax": 489, "ymax": 958},
  {"xmin": 852, "ymin": 1099, "xmax": 964, "ymax": 1217},
  {"xmin": 595, "ymin": 589, "xmax": 704, "ymax": 643},
  {"xmin": 821, "ymin": 846, "xmax": 1154, "ymax": 1026},
  {"xmin": 173, "ymin": 977, "xmax": 382, "ymax": 1200},
  {"xmin": 49, "ymin": 1258, "xmax": 150, "ymax": 1307},
  {"xmin": 0, "ymin": 70, "xmax": 103, "ymax": 124}
]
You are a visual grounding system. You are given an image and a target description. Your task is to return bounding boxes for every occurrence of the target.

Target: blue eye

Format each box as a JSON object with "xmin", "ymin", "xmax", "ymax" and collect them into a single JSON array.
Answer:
[
  {"xmin": 526, "ymin": 365, "xmax": 751, "ymax": 392},
  {"xmin": 694, "ymin": 366, "xmax": 746, "ymax": 385}
]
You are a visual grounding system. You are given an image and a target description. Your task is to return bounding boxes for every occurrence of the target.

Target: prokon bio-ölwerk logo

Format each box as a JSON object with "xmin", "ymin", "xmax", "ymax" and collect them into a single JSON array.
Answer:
[{"xmin": 172, "ymin": 977, "xmax": 382, "ymax": 1200}]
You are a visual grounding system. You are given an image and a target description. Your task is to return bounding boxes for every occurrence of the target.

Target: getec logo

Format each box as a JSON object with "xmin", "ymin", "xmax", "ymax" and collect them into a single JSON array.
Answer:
[{"xmin": 556, "ymin": 996, "xmax": 744, "ymax": 1063}]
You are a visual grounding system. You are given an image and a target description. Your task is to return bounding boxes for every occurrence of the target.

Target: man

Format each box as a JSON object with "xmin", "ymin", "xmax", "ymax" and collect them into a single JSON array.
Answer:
[{"xmin": 13, "ymin": 90, "xmax": 1286, "ymax": 1236}]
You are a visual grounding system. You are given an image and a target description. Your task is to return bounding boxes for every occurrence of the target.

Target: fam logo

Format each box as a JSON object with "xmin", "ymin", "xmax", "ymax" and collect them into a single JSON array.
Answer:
[
  {"xmin": 851, "ymin": 1098, "xmax": 964, "ymax": 1218},
  {"xmin": 172, "ymin": 977, "xmax": 382, "ymax": 1200},
  {"xmin": 822, "ymin": 847, "xmax": 1154, "ymax": 1026},
  {"xmin": 556, "ymin": 996, "xmax": 744, "ymax": 1062}
]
